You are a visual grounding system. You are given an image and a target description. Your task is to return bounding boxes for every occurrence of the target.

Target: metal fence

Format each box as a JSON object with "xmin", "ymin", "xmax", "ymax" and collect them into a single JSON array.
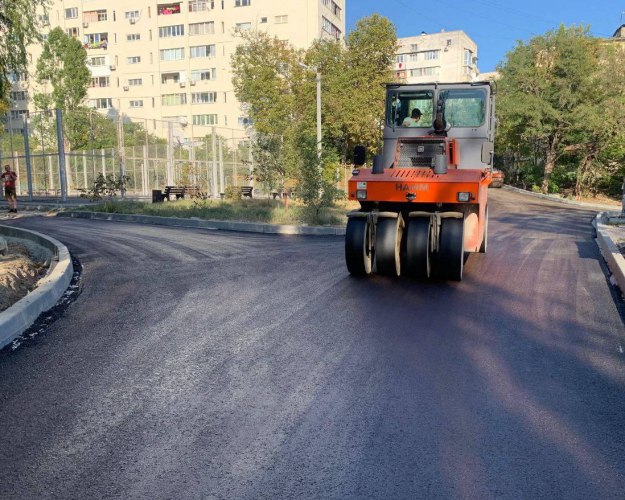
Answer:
[{"xmin": 0, "ymin": 109, "xmax": 255, "ymax": 200}]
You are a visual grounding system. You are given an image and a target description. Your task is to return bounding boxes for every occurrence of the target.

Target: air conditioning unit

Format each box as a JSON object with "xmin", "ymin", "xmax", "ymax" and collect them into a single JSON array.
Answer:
[
  {"xmin": 130, "ymin": 18, "xmax": 136, "ymax": 24},
  {"xmin": 123, "ymin": 85, "xmax": 129, "ymax": 91},
  {"xmin": 83, "ymin": 22, "xmax": 89, "ymax": 28},
  {"xmin": 109, "ymin": 64, "xmax": 116, "ymax": 71},
  {"xmin": 179, "ymin": 82, "xmax": 186, "ymax": 88},
  {"xmin": 190, "ymin": 81, "xmax": 196, "ymax": 86}
]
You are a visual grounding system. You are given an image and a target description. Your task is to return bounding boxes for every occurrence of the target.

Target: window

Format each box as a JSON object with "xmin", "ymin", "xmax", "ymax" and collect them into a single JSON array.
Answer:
[
  {"xmin": 38, "ymin": 14, "xmax": 50, "ymax": 24},
  {"xmin": 129, "ymin": 100, "xmax": 144, "ymax": 108},
  {"xmin": 127, "ymin": 56, "xmax": 141, "ymax": 64},
  {"xmin": 409, "ymin": 66, "xmax": 440, "ymax": 77},
  {"xmin": 409, "ymin": 53, "xmax": 418, "ymax": 62},
  {"xmin": 396, "ymin": 55, "xmax": 406, "ymax": 64},
  {"xmin": 125, "ymin": 11, "xmax": 140, "ymax": 19},
  {"xmin": 128, "ymin": 78, "xmax": 143, "ymax": 86},
  {"xmin": 90, "ymin": 77, "xmax": 110, "ymax": 87},
  {"xmin": 161, "ymin": 72, "xmax": 181, "ymax": 83},
  {"xmin": 235, "ymin": 22, "xmax": 252, "ymax": 30},
  {"xmin": 321, "ymin": 16, "xmax": 341, "ymax": 39},
  {"xmin": 90, "ymin": 98, "xmax": 113, "ymax": 109},
  {"xmin": 83, "ymin": 10, "xmax": 107, "ymax": 22},
  {"xmin": 322, "ymin": 0, "xmax": 341, "ymax": 19},
  {"xmin": 446, "ymin": 39, "xmax": 452, "ymax": 47},
  {"xmin": 190, "ymin": 45, "xmax": 216, "ymax": 58},
  {"xmin": 441, "ymin": 88, "xmax": 486, "ymax": 127},
  {"xmin": 127, "ymin": 33, "xmax": 141, "ymax": 41},
  {"xmin": 9, "ymin": 91, "xmax": 27, "ymax": 101},
  {"xmin": 387, "ymin": 90, "xmax": 434, "ymax": 128},
  {"xmin": 159, "ymin": 25, "xmax": 184, "ymax": 37},
  {"xmin": 191, "ymin": 92, "xmax": 217, "ymax": 104},
  {"xmin": 189, "ymin": 0, "xmax": 208, "ymax": 12},
  {"xmin": 464, "ymin": 49, "xmax": 473, "ymax": 66},
  {"xmin": 190, "ymin": 68, "xmax": 217, "ymax": 81},
  {"xmin": 83, "ymin": 33, "xmax": 108, "ymax": 49},
  {"xmin": 65, "ymin": 7, "xmax": 78, "ymax": 19},
  {"xmin": 410, "ymin": 43, "xmax": 418, "ymax": 52},
  {"xmin": 157, "ymin": 3, "xmax": 181, "ymax": 15},
  {"xmin": 260, "ymin": 17, "xmax": 267, "ymax": 23},
  {"xmin": 88, "ymin": 56, "xmax": 106, "ymax": 66},
  {"xmin": 189, "ymin": 22, "xmax": 214, "ymax": 35},
  {"xmin": 192, "ymin": 114, "xmax": 218, "ymax": 125},
  {"xmin": 66, "ymin": 27, "xmax": 79, "ymax": 37},
  {"xmin": 274, "ymin": 15, "xmax": 287, "ymax": 24},
  {"xmin": 162, "ymin": 93, "xmax": 187, "ymax": 105},
  {"xmin": 7, "ymin": 73, "xmax": 27, "ymax": 83},
  {"xmin": 160, "ymin": 48, "xmax": 185, "ymax": 61},
  {"xmin": 235, "ymin": 0, "xmax": 250, "ymax": 6},
  {"xmin": 422, "ymin": 50, "xmax": 440, "ymax": 61},
  {"xmin": 10, "ymin": 110, "xmax": 29, "ymax": 120}
]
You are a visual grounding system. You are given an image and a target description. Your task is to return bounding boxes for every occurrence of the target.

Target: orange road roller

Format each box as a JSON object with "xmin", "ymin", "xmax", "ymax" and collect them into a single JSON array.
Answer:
[{"xmin": 346, "ymin": 81, "xmax": 496, "ymax": 281}]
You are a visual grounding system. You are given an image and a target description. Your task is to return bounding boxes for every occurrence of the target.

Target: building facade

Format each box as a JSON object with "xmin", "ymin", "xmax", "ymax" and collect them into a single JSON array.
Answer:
[
  {"xmin": 394, "ymin": 30, "xmax": 478, "ymax": 84},
  {"xmin": 7, "ymin": 0, "xmax": 345, "ymax": 135}
]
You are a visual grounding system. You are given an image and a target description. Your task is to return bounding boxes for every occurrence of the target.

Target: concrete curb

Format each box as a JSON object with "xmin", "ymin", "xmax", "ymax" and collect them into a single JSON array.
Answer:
[
  {"xmin": 57, "ymin": 211, "xmax": 347, "ymax": 236},
  {"xmin": 0, "ymin": 225, "xmax": 74, "ymax": 350},
  {"xmin": 594, "ymin": 212, "xmax": 625, "ymax": 294},
  {"xmin": 502, "ymin": 185, "xmax": 619, "ymax": 211}
]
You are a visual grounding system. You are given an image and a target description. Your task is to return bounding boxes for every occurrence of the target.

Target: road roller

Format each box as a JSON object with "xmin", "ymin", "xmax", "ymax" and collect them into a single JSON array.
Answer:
[{"xmin": 345, "ymin": 81, "xmax": 495, "ymax": 281}]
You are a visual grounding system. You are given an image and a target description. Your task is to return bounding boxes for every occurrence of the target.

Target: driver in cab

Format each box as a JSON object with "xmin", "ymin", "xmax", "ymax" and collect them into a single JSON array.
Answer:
[{"xmin": 402, "ymin": 108, "xmax": 422, "ymax": 127}]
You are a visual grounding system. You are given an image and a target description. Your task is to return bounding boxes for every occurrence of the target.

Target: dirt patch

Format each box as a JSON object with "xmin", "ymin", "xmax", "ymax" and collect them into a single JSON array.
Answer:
[{"xmin": 0, "ymin": 242, "xmax": 49, "ymax": 312}]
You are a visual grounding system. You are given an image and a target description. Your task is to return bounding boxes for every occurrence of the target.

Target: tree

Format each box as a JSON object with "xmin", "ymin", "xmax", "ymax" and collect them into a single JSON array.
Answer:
[
  {"xmin": 34, "ymin": 27, "xmax": 91, "ymax": 151},
  {"xmin": 231, "ymin": 16, "xmax": 397, "ymax": 207},
  {"xmin": 0, "ymin": 0, "xmax": 47, "ymax": 113},
  {"xmin": 497, "ymin": 26, "xmax": 600, "ymax": 194}
]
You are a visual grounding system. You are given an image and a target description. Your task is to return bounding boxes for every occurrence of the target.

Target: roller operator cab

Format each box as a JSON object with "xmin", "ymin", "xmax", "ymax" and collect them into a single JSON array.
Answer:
[{"xmin": 345, "ymin": 81, "xmax": 496, "ymax": 281}]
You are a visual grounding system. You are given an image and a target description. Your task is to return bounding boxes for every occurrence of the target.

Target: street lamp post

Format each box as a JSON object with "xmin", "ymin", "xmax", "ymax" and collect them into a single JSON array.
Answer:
[{"xmin": 299, "ymin": 62, "xmax": 322, "ymax": 166}]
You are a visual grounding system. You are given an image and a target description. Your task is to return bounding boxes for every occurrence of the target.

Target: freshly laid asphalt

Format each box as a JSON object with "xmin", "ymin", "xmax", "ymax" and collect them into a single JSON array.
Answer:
[{"xmin": 1, "ymin": 189, "xmax": 624, "ymax": 499}]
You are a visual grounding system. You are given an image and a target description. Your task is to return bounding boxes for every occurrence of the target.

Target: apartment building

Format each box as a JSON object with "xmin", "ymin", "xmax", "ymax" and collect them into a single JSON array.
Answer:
[
  {"xmin": 7, "ymin": 0, "xmax": 345, "ymax": 135},
  {"xmin": 394, "ymin": 30, "xmax": 479, "ymax": 84}
]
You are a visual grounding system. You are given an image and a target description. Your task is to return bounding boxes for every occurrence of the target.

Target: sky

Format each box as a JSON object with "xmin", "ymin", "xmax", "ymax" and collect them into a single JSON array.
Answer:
[{"xmin": 346, "ymin": 0, "xmax": 622, "ymax": 72}]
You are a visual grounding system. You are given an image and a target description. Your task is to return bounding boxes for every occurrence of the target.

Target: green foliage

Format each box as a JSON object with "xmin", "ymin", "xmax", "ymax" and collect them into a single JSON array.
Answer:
[
  {"xmin": 79, "ymin": 173, "xmax": 130, "ymax": 201},
  {"xmin": 497, "ymin": 25, "xmax": 625, "ymax": 198},
  {"xmin": 34, "ymin": 27, "xmax": 90, "ymax": 112},
  {"xmin": 81, "ymin": 199, "xmax": 346, "ymax": 226},
  {"xmin": 231, "ymin": 15, "xmax": 397, "ymax": 208},
  {"xmin": 0, "ymin": 0, "xmax": 47, "ymax": 111}
]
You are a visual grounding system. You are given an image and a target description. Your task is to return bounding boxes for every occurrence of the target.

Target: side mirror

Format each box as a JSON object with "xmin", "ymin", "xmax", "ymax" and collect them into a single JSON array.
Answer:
[
  {"xmin": 481, "ymin": 141, "xmax": 494, "ymax": 164},
  {"xmin": 353, "ymin": 145, "xmax": 366, "ymax": 166}
]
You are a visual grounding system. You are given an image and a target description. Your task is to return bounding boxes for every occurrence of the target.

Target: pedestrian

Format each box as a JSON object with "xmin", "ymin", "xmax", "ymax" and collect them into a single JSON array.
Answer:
[{"xmin": 1, "ymin": 165, "xmax": 17, "ymax": 213}]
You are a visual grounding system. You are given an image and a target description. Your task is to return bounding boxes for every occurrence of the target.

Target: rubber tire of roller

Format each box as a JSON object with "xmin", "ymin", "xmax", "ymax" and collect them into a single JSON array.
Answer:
[
  {"xmin": 375, "ymin": 216, "xmax": 402, "ymax": 276},
  {"xmin": 437, "ymin": 218, "xmax": 464, "ymax": 281},
  {"xmin": 479, "ymin": 206, "xmax": 488, "ymax": 254},
  {"xmin": 345, "ymin": 216, "xmax": 372, "ymax": 276},
  {"xmin": 405, "ymin": 217, "xmax": 431, "ymax": 278}
]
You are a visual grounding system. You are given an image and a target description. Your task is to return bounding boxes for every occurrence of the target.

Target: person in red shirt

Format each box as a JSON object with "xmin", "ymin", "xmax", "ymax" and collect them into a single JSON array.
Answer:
[{"xmin": 1, "ymin": 165, "xmax": 17, "ymax": 213}]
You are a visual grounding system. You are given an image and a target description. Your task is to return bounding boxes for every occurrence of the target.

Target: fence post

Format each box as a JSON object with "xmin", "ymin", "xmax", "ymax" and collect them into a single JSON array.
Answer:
[
  {"xmin": 55, "ymin": 109, "xmax": 68, "ymax": 202},
  {"xmin": 211, "ymin": 127, "xmax": 218, "ymax": 198},
  {"xmin": 166, "ymin": 121, "xmax": 174, "ymax": 186},
  {"xmin": 13, "ymin": 153, "xmax": 21, "ymax": 196},
  {"xmin": 82, "ymin": 153, "xmax": 88, "ymax": 192},
  {"xmin": 142, "ymin": 145, "xmax": 149, "ymax": 195},
  {"xmin": 218, "ymin": 137, "xmax": 224, "ymax": 195},
  {"xmin": 22, "ymin": 118, "xmax": 34, "ymax": 200}
]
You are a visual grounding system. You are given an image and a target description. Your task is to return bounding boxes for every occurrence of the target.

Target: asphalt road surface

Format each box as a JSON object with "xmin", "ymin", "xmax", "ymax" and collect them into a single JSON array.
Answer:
[{"xmin": 1, "ymin": 190, "xmax": 624, "ymax": 499}]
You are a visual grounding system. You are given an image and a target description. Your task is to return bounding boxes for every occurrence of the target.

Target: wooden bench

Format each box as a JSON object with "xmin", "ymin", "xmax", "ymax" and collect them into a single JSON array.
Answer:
[
  {"xmin": 241, "ymin": 186, "xmax": 253, "ymax": 198},
  {"xmin": 152, "ymin": 186, "xmax": 200, "ymax": 202}
]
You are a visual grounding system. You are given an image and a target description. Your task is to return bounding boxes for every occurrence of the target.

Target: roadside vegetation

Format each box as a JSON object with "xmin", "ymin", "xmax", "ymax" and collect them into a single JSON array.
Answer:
[
  {"xmin": 496, "ymin": 25, "xmax": 625, "ymax": 202},
  {"xmin": 78, "ymin": 198, "xmax": 358, "ymax": 226}
]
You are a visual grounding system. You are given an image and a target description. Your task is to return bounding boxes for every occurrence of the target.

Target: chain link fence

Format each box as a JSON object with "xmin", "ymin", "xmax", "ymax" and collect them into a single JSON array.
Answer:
[{"xmin": 0, "ymin": 109, "xmax": 255, "ymax": 200}]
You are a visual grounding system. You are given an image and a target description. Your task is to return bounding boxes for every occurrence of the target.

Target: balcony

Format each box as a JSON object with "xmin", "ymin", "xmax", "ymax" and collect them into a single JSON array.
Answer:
[{"xmin": 157, "ymin": 3, "xmax": 181, "ymax": 15}]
